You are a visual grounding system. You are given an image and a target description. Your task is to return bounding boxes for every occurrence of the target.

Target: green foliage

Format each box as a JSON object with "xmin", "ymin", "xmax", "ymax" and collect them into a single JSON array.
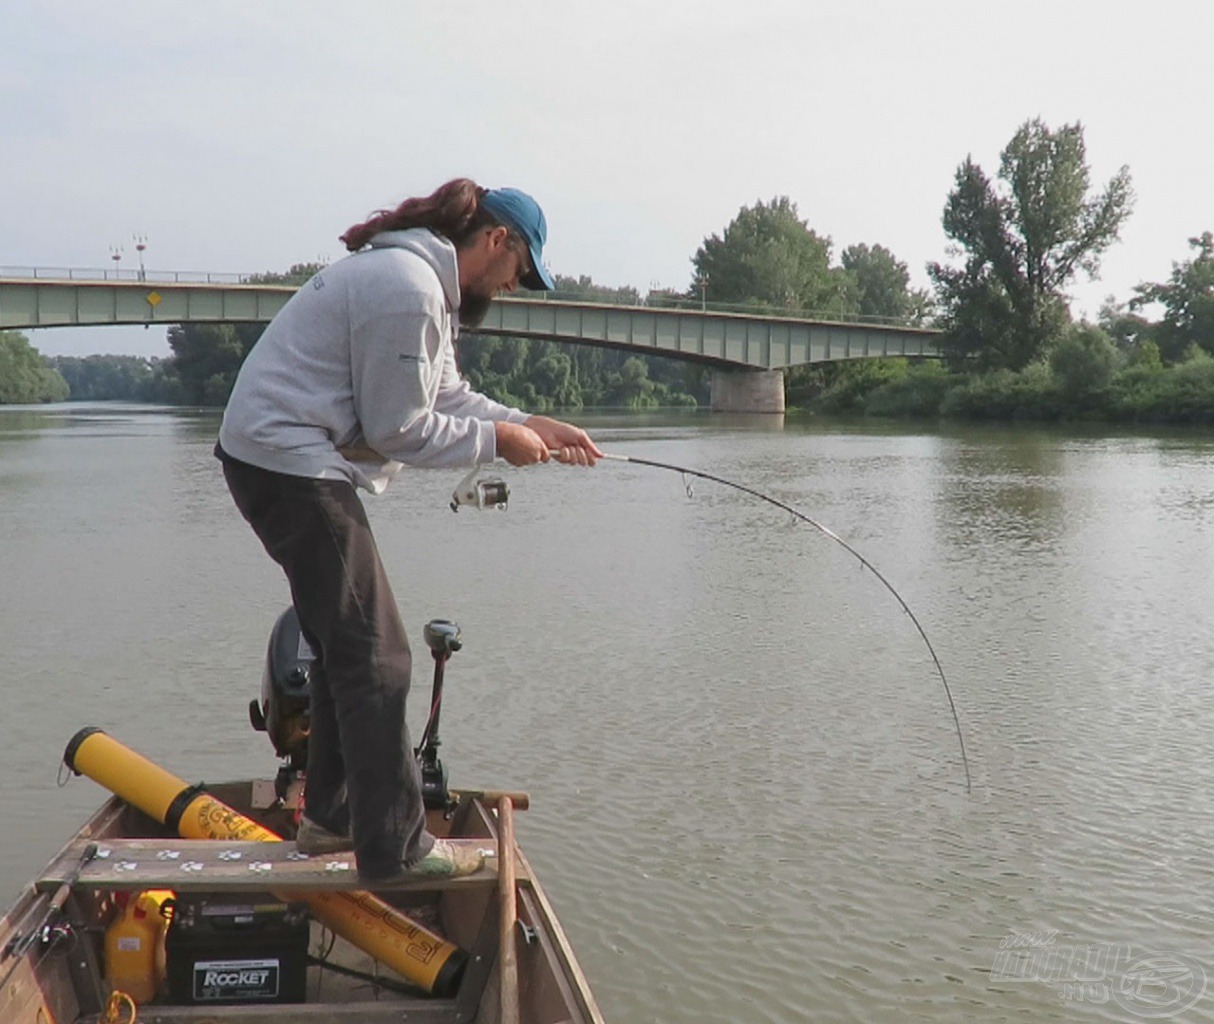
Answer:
[
  {"xmin": 788, "ymin": 332, "xmax": 1214, "ymax": 424},
  {"xmin": 840, "ymin": 244, "xmax": 916, "ymax": 320},
  {"xmin": 862, "ymin": 361, "xmax": 953, "ymax": 417},
  {"xmin": 544, "ymin": 274, "xmax": 642, "ymax": 306},
  {"xmin": 1126, "ymin": 339, "xmax": 1163, "ymax": 370},
  {"xmin": 939, "ymin": 363, "xmax": 1062, "ymax": 420},
  {"xmin": 459, "ymin": 335, "xmax": 702, "ymax": 410},
  {"xmin": 246, "ymin": 262, "xmax": 328, "ymax": 287},
  {"xmin": 691, "ymin": 196, "xmax": 849, "ymax": 314},
  {"xmin": 814, "ymin": 358, "xmax": 912, "ymax": 414},
  {"xmin": 1137, "ymin": 348, "xmax": 1214, "ymax": 423},
  {"xmin": 530, "ymin": 351, "xmax": 577, "ymax": 408},
  {"xmin": 0, "ymin": 331, "xmax": 69, "ymax": 404},
  {"xmin": 45, "ymin": 353, "xmax": 190, "ymax": 404},
  {"xmin": 1106, "ymin": 361, "xmax": 1166, "ymax": 419},
  {"xmin": 1048, "ymin": 324, "xmax": 1117, "ymax": 402},
  {"xmin": 1097, "ymin": 297, "xmax": 1152, "ymax": 351},
  {"xmin": 1132, "ymin": 232, "xmax": 1214, "ymax": 362},
  {"xmin": 166, "ymin": 322, "xmax": 265, "ymax": 406},
  {"xmin": 929, "ymin": 119, "xmax": 1134, "ymax": 370},
  {"xmin": 51, "ymin": 354, "xmax": 156, "ymax": 401}
]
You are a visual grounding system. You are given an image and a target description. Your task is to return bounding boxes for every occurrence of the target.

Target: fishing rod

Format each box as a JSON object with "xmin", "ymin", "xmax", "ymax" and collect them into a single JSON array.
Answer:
[
  {"xmin": 0, "ymin": 841, "xmax": 98, "ymax": 991},
  {"xmin": 452, "ymin": 451, "xmax": 972, "ymax": 792}
]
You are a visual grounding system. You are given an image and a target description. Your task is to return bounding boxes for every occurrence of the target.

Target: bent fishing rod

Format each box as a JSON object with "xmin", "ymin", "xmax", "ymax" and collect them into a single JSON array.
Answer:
[{"xmin": 452, "ymin": 451, "xmax": 972, "ymax": 792}]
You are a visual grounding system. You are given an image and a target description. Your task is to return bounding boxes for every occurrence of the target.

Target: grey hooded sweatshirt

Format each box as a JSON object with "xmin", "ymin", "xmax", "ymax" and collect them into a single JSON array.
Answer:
[{"xmin": 218, "ymin": 228, "xmax": 528, "ymax": 493}]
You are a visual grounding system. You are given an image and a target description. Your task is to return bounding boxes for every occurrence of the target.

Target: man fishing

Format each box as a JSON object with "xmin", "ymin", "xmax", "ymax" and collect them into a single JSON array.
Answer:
[{"xmin": 216, "ymin": 179, "xmax": 602, "ymax": 883}]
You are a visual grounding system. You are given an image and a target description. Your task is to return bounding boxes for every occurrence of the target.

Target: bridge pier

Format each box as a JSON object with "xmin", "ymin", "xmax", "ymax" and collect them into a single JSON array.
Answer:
[{"xmin": 709, "ymin": 368, "xmax": 785, "ymax": 414}]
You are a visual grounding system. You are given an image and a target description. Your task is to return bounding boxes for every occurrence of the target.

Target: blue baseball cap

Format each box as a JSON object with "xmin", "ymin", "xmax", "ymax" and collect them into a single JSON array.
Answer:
[{"xmin": 479, "ymin": 187, "xmax": 555, "ymax": 291}]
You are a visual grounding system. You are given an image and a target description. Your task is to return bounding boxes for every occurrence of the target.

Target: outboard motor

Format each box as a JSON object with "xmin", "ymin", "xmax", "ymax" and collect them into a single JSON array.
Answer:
[{"xmin": 249, "ymin": 607, "xmax": 313, "ymax": 797}]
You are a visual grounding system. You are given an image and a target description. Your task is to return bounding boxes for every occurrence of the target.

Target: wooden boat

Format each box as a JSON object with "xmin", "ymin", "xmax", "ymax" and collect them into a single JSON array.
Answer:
[
  {"xmin": 0, "ymin": 777, "xmax": 604, "ymax": 1024},
  {"xmin": 0, "ymin": 614, "xmax": 602, "ymax": 1023}
]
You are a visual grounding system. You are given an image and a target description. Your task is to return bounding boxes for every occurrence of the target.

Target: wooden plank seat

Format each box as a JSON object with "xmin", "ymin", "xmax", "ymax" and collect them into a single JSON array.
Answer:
[{"xmin": 35, "ymin": 838, "xmax": 508, "ymax": 893}]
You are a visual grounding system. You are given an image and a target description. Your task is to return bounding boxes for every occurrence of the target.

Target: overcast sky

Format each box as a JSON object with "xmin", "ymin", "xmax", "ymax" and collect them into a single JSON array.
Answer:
[{"xmin": 5, "ymin": 2, "xmax": 1212, "ymax": 358}]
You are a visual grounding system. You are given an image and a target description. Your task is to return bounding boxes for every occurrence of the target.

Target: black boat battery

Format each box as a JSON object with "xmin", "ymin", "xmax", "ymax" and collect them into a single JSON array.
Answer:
[{"xmin": 164, "ymin": 895, "xmax": 309, "ymax": 1004}]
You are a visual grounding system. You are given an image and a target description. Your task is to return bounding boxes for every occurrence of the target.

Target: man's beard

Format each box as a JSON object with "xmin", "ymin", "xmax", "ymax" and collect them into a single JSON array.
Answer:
[{"xmin": 459, "ymin": 289, "xmax": 493, "ymax": 328}]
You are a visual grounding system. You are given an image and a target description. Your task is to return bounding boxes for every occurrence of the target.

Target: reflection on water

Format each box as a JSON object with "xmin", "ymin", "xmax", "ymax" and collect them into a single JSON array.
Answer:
[{"xmin": 3, "ymin": 405, "xmax": 1214, "ymax": 1022}]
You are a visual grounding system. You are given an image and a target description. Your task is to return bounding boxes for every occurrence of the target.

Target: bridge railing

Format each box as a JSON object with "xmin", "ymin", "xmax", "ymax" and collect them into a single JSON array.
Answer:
[
  {"xmin": 0, "ymin": 265, "xmax": 251, "ymax": 285},
  {"xmin": 0, "ymin": 265, "xmax": 936, "ymax": 331},
  {"xmin": 575, "ymin": 293, "xmax": 929, "ymax": 329}
]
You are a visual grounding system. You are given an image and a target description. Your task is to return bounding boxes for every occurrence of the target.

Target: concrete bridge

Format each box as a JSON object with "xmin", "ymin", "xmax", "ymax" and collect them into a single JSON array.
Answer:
[{"xmin": 0, "ymin": 268, "xmax": 942, "ymax": 413}]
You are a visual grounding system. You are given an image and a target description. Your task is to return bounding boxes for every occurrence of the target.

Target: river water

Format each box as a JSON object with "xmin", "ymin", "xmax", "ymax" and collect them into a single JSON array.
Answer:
[{"xmin": 2, "ymin": 404, "xmax": 1213, "ymax": 1022}]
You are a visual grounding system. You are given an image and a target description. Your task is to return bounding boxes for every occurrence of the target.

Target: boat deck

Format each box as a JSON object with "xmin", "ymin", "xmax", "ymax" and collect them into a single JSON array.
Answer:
[{"xmin": 1, "ymin": 782, "xmax": 601, "ymax": 1024}]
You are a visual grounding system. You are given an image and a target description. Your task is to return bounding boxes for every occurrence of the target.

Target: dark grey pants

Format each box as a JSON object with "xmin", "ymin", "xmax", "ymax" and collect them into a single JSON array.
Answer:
[{"xmin": 219, "ymin": 450, "xmax": 432, "ymax": 880}]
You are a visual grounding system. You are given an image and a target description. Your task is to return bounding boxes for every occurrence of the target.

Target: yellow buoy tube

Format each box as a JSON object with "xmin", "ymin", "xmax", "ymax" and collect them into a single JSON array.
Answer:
[{"xmin": 64, "ymin": 727, "xmax": 466, "ymax": 997}]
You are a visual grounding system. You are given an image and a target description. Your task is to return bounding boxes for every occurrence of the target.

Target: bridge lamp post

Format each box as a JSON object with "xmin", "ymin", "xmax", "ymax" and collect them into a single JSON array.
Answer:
[
  {"xmin": 109, "ymin": 245, "xmax": 123, "ymax": 279},
  {"xmin": 133, "ymin": 234, "xmax": 148, "ymax": 281}
]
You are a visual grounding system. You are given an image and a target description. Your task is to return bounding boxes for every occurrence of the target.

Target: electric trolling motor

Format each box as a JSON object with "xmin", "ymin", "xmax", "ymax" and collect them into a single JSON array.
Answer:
[
  {"xmin": 249, "ymin": 607, "xmax": 463, "ymax": 812},
  {"xmin": 415, "ymin": 619, "xmax": 461, "ymax": 812}
]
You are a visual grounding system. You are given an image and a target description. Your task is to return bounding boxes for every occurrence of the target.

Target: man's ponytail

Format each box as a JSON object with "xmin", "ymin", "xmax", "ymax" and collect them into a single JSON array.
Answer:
[{"xmin": 340, "ymin": 178, "xmax": 492, "ymax": 251}]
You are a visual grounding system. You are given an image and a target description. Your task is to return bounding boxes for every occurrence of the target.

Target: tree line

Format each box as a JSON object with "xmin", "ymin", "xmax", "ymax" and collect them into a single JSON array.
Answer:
[
  {"xmin": 812, "ymin": 120, "xmax": 1214, "ymax": 422},
  {"xmin": 5, "ymin": 116, "xmax": 1213, "ymax": 421}
]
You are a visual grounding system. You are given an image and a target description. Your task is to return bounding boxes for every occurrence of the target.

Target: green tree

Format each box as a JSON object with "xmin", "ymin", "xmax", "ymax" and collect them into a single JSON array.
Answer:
[
  {"xmin": 166, "ymin": 322, "xmax": 264, "ymax": 406},
  {"xmin": 929, "ymin": 119, "xmax": 1134, "ymax": 370},
  {"xmin": 0, "ymin": 331, "xmax": 69, "ymax": 404},
  {"xmin": 1131, "ymin": 232, "xmax": 1214, "ymax": 362},
  {"xmin": 1097, "ymin": 297, "xmax": 1153, "ymax": 351},
  {"xmin": 815, "ymin": 358, "xmax": 913, "ymax": 414},
  {"xmin": 545, "ymin": 273, "xmax": 641, "ymax": 305},
  {"xmin": 530, "ymin": 351, "xmax": 579, "ymax": 408},
  {"xmin": 605, "ymin": 356, "xmax": 654, "ymax": 408},
  {"xmin": 692, "ymin": 196, "xmax": 848, "ymax": 313},
  {"xmin": 51, "ymin": 354, "xmax": 157, "ymax": 401},
  {"xmin": 840, "ymin": 243, "xmax": 920, "ymax": 320},
  {"xmin": 246, "ymin": 262, "xmax": 328, "ymax": 286},
  {"xmin": 1049, "ymin": 324, "xmax": 1117, "ymax": 401}
]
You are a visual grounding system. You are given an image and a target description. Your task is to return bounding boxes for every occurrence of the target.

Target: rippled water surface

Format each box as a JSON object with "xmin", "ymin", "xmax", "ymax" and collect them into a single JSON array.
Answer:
[{"xmin": 3, "ymin": 404, "xmax": 1214, "ymax": 1022}]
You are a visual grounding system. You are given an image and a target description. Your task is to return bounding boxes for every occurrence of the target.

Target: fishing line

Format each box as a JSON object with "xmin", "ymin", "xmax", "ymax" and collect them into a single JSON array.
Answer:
[{"xmin": 592, "ymin": 450, "xmax": 972, "ymax": 793}]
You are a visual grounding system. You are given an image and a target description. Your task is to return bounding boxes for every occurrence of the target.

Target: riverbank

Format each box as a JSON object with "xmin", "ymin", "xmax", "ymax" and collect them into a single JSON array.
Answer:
[{"xmin": 795, "ymin": 347, "xmax": 1214, "ymax": 425}]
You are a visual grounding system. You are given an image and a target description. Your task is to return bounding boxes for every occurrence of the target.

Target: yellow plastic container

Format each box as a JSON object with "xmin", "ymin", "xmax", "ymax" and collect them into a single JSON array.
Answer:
[{"xmin": 104, "ymin": 890, "xmax": 174, "ymax": 1003}]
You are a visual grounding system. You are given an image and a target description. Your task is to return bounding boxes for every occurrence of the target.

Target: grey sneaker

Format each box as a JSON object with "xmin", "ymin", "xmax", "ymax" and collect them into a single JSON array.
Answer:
[
  {"xmin": 295, "ymin": 816, "xmax": 354, "ymax": 855},
  {"xmin": 401, "ymin": 839, "xmax": 485, "ymax": 879}
]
